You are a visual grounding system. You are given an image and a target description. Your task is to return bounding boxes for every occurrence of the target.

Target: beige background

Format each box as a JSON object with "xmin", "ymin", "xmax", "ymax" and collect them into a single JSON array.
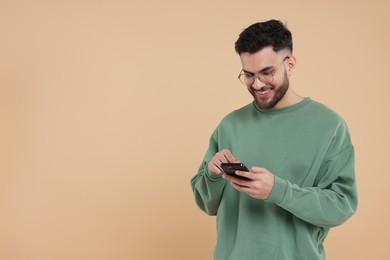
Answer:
[{"xmin": 1, "ymin": 0, "xmax": 389, "ymax": 259}]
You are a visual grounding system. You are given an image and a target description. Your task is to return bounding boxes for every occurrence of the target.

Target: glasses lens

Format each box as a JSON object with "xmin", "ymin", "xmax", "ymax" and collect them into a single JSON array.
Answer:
[
  {"xmin": 260, "ymin": 74, "xmax": 273, "ymax": 84},
  {"xmin": 239, "ymin": 74, "xmax": 254, "ymax": 86}
]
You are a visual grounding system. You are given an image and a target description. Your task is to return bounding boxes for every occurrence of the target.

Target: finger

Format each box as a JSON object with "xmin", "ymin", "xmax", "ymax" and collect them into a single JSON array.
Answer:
[
  {"xmin": 235, "ymin": 170, "xmax": 255, "ymax": 180},
  {"xmin": 221, "ymin": 149, "xmax": 239, "ymax": 163},
  {"xmin": 229, "ymin": 176, "xmax": 252, "ymax": 188},
  {"xmin": 250, "ymin": 166, "xmax": 268, "ymax": 174},
  {"xmin": 214, "ymin": 163, "xmax": 223, "ymax": 173},
  {"xmin": 214, "ymin": 151, "xmax": 230, "ymax": 164},
  {"xmin": 222, "ymin": 173, "xmax": 242, "ymax": 182},
  {"xmin": 208, "ymin": 162, "xmax": 223, "ymax": 174},
  {"xmin": 230, "ymin": 181, "xmax": 268, "ymax": 200},
  {"xmin": 208, "ymin": 153, "xmax": 227, "ymax": 173},
  {"xmin": 208, "ymin": 160, "xmax": 222, "ymax": 174},
  {"xmin": 230, "ymin": 181, "xmax": 251, "ymax": 192}
]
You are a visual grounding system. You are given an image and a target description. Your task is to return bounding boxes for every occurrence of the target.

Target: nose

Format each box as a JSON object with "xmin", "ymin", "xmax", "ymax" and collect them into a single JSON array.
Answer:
[{"xmin": 251, "ymin": 77, "xmax": 267, "ymax": 90}]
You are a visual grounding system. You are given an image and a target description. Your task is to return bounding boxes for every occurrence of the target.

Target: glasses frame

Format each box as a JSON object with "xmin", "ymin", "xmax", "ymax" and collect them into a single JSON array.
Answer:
[{"xmin": 238, "ymin": 56, "xmax": 290, "ymax": 86}]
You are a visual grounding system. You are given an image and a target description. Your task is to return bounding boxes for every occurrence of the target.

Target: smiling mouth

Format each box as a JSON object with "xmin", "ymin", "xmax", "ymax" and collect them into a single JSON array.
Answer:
[
  {"xmin": 255, "ymin": 87, "xmax": 272, "ymax": 96},
  {"xmin": 259, "ymin": 88, "xmax": 271, "ymax": 95}
]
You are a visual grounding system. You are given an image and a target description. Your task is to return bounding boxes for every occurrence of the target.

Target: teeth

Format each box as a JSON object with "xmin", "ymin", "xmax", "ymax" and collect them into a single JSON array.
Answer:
[{"xmin": 259, "ymin": 89, "xmax": 270, "ymax": 95}]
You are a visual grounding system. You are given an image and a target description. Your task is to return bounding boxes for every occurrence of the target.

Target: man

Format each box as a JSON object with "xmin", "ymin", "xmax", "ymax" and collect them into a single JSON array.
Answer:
[{"xmin": 190, "ymin": 20, "xmax": 358, "ymax": 260}]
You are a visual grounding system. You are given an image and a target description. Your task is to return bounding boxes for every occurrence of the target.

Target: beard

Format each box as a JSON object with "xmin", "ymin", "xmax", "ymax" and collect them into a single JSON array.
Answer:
[{"xmin": 249, "ymin": 71, "xmax": 290, "ymax": 110}]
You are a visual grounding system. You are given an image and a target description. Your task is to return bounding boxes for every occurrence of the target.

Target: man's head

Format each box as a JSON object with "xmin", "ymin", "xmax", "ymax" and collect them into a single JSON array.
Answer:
[
  {"xmin": 235, "ymin": 19, "xmax": 293, "ymax": 55},
  {"xmin": 235, "ymin": 20, "xmax": 296, "ymax": 110}
]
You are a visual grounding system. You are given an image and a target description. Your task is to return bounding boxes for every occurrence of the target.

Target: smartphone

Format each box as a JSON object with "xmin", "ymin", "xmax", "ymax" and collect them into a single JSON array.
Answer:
[{"xmin": 220, "ymin": 163, "xmax": 250, "ymax": 180}]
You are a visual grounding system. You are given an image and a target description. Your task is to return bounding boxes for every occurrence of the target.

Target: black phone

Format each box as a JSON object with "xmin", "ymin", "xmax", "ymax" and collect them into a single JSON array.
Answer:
[{"xmin": 220, "ymin": 163, "xmax": 250, "ymax": 180}]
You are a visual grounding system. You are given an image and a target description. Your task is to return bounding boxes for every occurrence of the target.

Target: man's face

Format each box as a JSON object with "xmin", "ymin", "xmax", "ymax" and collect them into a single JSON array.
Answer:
[{"xmin": 239, "ymin": 46, "xmax": 294, "ymax": 110}]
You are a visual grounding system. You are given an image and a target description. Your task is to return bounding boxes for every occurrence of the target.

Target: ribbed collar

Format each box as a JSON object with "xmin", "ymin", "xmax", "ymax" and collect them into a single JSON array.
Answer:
[{"xmin": 253, "ymin": 97, "xmax": 311, "ymax": 115}]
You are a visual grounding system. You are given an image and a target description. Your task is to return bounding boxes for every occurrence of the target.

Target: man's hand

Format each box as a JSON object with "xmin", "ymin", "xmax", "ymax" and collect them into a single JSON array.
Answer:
[
  {"xmin": 223, "ymin": 166, "xmax": 275, "ymax": 200},
  {"xmin": 208, "ymin": 149, "xmax": 241, "ymax": 174}
]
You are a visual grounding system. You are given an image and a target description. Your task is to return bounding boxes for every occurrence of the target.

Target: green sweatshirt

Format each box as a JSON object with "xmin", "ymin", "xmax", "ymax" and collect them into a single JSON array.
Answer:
[{"xmin": 190, "ymin": 98, "xmax": 358, "ymax": 260}]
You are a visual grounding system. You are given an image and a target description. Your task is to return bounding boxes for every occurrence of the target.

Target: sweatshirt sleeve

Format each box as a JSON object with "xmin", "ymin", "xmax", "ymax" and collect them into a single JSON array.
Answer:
[
  {"xmin": 266, "ymin": 121, "xmax": 358, "ymax": 228},
  {"xmin": 190, "ymin": 129, "xmax": 227, "ymax": 216}
]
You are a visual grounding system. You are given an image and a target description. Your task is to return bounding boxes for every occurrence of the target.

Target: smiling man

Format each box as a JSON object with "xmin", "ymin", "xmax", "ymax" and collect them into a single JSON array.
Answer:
[{"xmin": 191, "ymin": 20, "xmax": 358, "ymax": 260}]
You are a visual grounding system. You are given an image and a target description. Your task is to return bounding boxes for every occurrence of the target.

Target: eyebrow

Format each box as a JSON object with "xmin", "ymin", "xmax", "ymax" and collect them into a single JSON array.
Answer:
[{"xmin": 242, "ymin": 65, "xmax": 274, "ymax": 75}]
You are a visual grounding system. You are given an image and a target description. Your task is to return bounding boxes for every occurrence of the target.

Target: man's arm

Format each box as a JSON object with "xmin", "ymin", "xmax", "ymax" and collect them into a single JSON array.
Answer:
[
  {"xmin": 225, "ymin": 122, "xmax": 358, "ymax": 228},
  {"xmin": 268, "ymin": 145, "xmax": 357, "ymax": 228},
  {"xmin": 190, "ymin": 128, "xmax": 240, "ymax": 215},
  {"xmin": 191, "ymin": 160, "xmax": 226, "ymax": 216}
]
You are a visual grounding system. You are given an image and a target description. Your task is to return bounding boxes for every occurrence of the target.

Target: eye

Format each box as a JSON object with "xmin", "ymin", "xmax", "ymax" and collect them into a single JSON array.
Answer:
[{"xmin": 262, "ymin": 71, "xmax": 273, "ymax": 76}]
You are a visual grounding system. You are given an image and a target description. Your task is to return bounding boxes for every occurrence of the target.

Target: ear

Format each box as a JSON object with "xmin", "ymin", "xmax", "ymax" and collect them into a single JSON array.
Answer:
[{"xmin": 287, "ymin": 56, "xmax": 297, "ymax": 75}]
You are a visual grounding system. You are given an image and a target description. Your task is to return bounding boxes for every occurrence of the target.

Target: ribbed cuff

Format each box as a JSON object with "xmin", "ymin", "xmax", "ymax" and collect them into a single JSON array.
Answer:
[{"xmin": 266, "ymin": 175, "xmax": 288, "ymax": 204}]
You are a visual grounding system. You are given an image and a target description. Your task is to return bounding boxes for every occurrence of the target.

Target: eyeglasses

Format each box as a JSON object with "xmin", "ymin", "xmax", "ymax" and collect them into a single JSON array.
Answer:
[{"xmin": 238, "ymin": 56, "xmax": 290, "ymax": 86}]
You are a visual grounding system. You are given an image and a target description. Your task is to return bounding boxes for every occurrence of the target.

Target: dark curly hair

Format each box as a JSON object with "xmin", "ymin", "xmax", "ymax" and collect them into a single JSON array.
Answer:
[{"xmin": 235, "ymin": 20, "xmax": 293, "ymax": 54}]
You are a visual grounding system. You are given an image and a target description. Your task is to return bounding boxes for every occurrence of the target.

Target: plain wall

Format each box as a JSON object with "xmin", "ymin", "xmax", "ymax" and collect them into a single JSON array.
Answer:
[{"xmin": 1, "ymin": 0, "xmax": 389, "ymax": 259}]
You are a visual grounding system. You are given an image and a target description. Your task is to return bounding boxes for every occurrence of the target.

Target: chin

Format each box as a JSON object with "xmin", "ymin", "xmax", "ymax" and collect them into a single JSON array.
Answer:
[{"xmin": 253, "ymin": 96, "xmax": 274, "ymax": 110}]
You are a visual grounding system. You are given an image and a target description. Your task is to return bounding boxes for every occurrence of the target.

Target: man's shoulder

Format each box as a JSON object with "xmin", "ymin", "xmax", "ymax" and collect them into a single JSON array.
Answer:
[
  {"xmin": 306, "ymin": 98, "xmax": 347, "ymax": 125},
  {"xmin": 221, "ymin": 102, "xmax": 254, "ymax": 122}
]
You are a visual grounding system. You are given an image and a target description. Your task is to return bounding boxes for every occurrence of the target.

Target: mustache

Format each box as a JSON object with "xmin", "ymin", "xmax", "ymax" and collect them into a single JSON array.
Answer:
[{"xmin": 249, "ymin": 86, "xmax": 273, "ymax": 92}]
